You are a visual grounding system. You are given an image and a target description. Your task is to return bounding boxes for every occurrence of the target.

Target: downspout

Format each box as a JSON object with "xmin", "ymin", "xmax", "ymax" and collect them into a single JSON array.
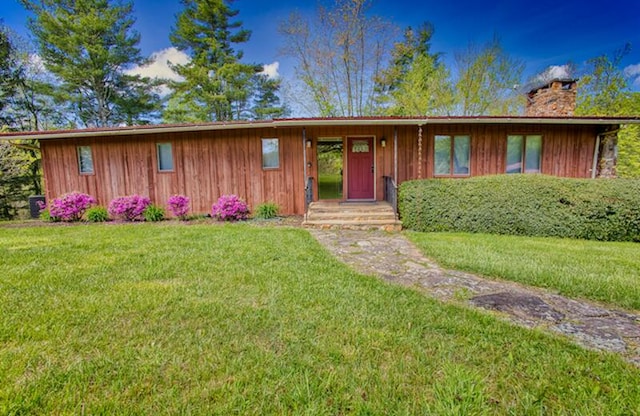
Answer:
[{"xmin": 591, "ymin": 134, "xmax": 600, "ymax": 179}]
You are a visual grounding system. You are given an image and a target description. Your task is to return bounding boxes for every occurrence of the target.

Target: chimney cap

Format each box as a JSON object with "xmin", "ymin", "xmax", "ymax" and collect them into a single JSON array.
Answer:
[{"xmin": 527, "ymin": 78, "xmax": 578, "ymax": 95}]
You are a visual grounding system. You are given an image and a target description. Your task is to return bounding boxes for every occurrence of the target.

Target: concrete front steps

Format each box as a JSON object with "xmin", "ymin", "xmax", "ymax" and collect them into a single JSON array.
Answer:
[{"xmin": 303, "ymin": 201, "xmax": 402, "ymax": 231}]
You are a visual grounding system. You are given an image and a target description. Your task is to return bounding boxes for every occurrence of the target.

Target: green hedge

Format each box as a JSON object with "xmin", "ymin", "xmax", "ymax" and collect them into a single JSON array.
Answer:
[{"xmin": 399, "ymin": 175, "xmax": 640, "ymax": 241}]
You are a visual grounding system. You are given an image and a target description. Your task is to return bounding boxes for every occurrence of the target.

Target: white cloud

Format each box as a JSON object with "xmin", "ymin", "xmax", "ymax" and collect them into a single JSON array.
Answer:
[
  {"xmin": 27, "ymin": 53, "xmax": 45, "ymax": 72},
  {"xmin": 261, "ymin": 61, "xmax": 280, "ymax": 79},
  {"xmin": 545, "ymin": 65, "xmax": 571, "ymax": 80},
  {"xmin": 624, "ymin": 63, "xmax": 640, "ymax": 87},
  {"xmin": 624, "ymin": 63, "xmax": 640, "ymax": 77},
  {"xmin": 125, "ymin": 47, "xmax": 190, "ymax": 82}
]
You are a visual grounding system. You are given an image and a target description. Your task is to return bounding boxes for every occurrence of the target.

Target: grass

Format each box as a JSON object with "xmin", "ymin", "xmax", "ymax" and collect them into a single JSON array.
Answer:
[
  {"xmin": 1, "ymin": 223, "xmax": 639, "ymax": 414},
  {"xmin": 318, "ymin": 173, "xmax": 343, "ymax": 200},
  {"xmin": 406, "ymin": 231, "xmax": 640, "ymax": 311}
]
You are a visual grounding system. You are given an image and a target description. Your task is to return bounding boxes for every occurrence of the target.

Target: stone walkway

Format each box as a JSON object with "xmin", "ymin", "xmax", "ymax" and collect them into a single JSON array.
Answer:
[{"xmin": 310, "ymin": 229, "xmax": 640, "ymax": 366}]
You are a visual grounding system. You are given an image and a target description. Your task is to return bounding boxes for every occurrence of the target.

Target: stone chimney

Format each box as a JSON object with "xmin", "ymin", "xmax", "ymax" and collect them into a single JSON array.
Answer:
[{"xmin": 525, "ymin": 79, "xmax": 577, "ymax": 117}]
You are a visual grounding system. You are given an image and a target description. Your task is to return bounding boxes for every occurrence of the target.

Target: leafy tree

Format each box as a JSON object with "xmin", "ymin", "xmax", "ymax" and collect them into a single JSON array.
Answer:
[
  {"xmin": 577, "ymin": 44, "xmax": 632, "ymax": 116},
  {"xmin": 167, "ymin": 0, "xmax": 262, "ymax": 122},
  {"xmin": 576, "ymin": 44, "xmax": 640, "ymax": 178},
  {"xmin": 453, "ymin": 36, "xmax": 524, "ymax": 115},
  {"xmin": 21, "ymin": 0, "xmax": 160, "ymax": 127},
  {"xmin": 279, "ymin": 0, "xmax": 395, "ymax": 116},
  {"xmin": 0, "ymin": 26, "xmax": 44, "ymax": 212},
  {"xmin": 376, "ymin": 23, "xmax": 453, "ymax": 116},
  {"xmin": 0, "ymin": 140, "xmax": 36, "ymax": 219}
]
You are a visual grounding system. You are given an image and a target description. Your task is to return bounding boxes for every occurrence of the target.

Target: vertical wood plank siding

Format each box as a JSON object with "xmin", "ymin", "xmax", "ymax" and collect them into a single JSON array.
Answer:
[
  {"xmin": 40, "ymin": 123, "xmax": 599, "ymax": 215},
  {"xmin": 41, "ymin": 127, "xmax": 306, "ymax": 215}
]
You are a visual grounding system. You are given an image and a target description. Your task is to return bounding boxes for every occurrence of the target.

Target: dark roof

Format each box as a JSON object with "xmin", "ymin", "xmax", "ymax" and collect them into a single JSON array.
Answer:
[{"xmin": 1, "ymin": 115, "xmax": 638, "ymax": 140}]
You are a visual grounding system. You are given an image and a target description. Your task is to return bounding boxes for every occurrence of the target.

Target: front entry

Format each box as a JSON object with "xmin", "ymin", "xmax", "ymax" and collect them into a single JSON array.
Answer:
[{"xmin": 347, "ymin": 137, "xmax": 374, "ymax": 199}]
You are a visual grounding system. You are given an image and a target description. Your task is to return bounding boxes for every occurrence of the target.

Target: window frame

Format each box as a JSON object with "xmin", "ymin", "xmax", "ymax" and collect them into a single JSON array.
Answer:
[
  {"xmin": 156, "ymin": 142, "xmax": 174, "ymax": 172},
  {"xmin": 261, "ymin": 138, "xmax": 281, "ymax": 170},
  {"xmin": 77, "ymin": 145, "xmax": 95, "ymax": 175},
  {"xmin": 505, "ymin": 134, "xmax": 543, "ymax": 174},
  {"xmin": 433, "ymin": 134, "xmax": 471, "ymax": 177}
]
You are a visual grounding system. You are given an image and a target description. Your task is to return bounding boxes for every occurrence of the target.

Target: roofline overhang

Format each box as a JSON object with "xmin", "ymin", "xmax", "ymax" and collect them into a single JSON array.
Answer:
[{"xmin": 1, "ymin": 116, "xmax": 638, "ymax": 141}]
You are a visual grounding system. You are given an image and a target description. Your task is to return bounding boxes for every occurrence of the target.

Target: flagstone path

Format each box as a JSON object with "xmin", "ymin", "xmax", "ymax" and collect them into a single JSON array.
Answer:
[{"xmin": 309, "ymin": 229, "xmax": 640, "ymax": 367}]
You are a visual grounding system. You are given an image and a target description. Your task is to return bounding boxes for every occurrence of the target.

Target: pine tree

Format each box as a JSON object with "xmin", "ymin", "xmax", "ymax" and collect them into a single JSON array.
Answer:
[
  {"xmin": 0, "ymin": 27, "xmax": 20, "ymax": 127},
  {"xmin": 21, "ymin": 0, "xmax": 160, "ymax": 127},
  {"xmin": 167, "ymin": 0, "xmax": 261, "ymax": 122},
  {"xmin": 251, "ymin": 73, "xmax": 288, "ymax": 120}
]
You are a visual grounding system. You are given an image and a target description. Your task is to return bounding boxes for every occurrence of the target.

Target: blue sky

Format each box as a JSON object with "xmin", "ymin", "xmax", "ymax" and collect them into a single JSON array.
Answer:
[{"xmin": 3, "ymin": 0, "xmax": 640, "ymax": 91}]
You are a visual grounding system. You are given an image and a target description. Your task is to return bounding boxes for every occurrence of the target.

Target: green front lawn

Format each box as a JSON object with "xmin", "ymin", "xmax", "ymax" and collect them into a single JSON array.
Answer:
[
  {"xmin": 1, "ymin": 224, "xmax": 639, "ymax": 414},
  {"xmin": 407, "ymin": 231, "xmax": 640, "ymax": 311}
]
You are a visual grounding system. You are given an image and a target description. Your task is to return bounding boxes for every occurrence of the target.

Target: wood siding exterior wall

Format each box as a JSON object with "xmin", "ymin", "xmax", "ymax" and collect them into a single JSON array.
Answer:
[
  {"xmin": 41, "ymin": 127, "xmax": 307, "ymax": 216},
  {"xmin": 40, "ymin": 122, "xmax": 600, "ymax": 215}
]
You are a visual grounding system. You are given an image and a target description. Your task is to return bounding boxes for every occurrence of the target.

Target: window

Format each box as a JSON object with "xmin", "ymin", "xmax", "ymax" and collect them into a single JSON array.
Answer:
[
  {"xmin": 506, "ymin": 135, "xmax": 542, "ymax": 173},
  {"xmin": 434, "ymin": 135, "xmax": 470, "ymax": 176},
  {"xmin": 157, "ymin": 143, "xmax": 174, "ymax": 172},
  {"xmin": 262, "ymin": 138, "xmax": 279, "ymax": 169},
  {"xmin": 77, "ymin": 146, "xmax": 94, "ymax": 174}
]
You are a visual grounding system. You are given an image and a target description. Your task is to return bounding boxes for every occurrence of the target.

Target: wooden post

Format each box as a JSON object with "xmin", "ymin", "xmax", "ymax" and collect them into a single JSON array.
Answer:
[{"xmin": 417, "ymin": 125, "xmax": 423, "ymax": 179}]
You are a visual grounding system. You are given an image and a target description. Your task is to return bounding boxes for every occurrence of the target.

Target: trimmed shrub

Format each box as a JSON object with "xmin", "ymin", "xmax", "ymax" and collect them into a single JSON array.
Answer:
[
  {"xmin": 108, "ymin": 195, "xmax": 151, "ymax": 222},
  {"xmin": 167, "ymin": 194, "xmax": 190, "ymax": 219},
  {"xmin": 39, "ymin": 208, "xmax": 58, "ymax": 222},
  {"xmin": 143, "ymin": 204, "xmax": 165, "ymax": 222},
  {"xmin": 212, "ymin": 194, "xmax": 249, "ymax": 221},
  {"xmin": 48, "ymin": 192, "xmax": 95, "ymax": 222},
  {"xmin": 86, "ymin": 206, "xmax": 109, "ymax": 222},
  {"xmin": 399, "ymin": 175, "xmax": 640, "ymax": 242},
  {"xmin": 254, "ymin": 202, "xmax": 279, "ymax": 219}
]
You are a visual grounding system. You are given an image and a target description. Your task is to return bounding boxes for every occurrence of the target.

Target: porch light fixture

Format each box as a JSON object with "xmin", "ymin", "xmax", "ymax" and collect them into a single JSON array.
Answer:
[
  {"xmin": 306, "ymin": 139, "xmax": 312, "ymax": 148},
  {"xmin": 380, "ymin": 138, "xmax": 386, "ymax": 148}
]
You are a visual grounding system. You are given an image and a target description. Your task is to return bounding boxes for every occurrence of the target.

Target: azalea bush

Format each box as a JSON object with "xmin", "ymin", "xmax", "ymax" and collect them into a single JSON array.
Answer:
[
  {"xmin": 48, "ymin": 192, "xmax": 95, "ymax": 222},
  {"xmin": 108, "ymin": 195, "xmax": 151, "ymax": 222},
  {"xmin": 212, "ymin": 194, "xmax": 249, "ymax": 221},
  {"xmin": 167, "ymin": 194, "xmax": 190, "ymax": 219}
]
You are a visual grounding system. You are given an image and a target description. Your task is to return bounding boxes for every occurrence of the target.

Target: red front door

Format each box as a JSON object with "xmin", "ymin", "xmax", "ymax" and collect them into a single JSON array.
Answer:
[{"xmin": 347, "ymin": 137, "xmax": 374, "ymax": 199}]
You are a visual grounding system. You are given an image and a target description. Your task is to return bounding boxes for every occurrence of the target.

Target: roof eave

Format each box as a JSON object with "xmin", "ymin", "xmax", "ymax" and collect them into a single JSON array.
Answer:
[{"xmin": 1, "ymin": 117, "xmax": 638, "ymax": 141}]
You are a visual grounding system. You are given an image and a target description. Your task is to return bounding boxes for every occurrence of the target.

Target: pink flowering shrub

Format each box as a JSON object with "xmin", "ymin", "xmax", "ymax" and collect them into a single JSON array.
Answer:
[
  {"xmin": 212, "ymin": 194, "xmax": 249, "ymax": 221},
  {"xmin": 108, "ymin": 195, "xmax": 151, "ymax": 221},
  {"xmin": 167, "ymin": 194, "xmax": 190, "ymax": 219},
  {"xmin": 49, "ymin": 192, "xmax": 95, "ymax": 222}
]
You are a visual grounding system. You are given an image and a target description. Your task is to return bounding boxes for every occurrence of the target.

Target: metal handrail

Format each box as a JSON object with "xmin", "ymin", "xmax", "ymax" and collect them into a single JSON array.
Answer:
[
  {"xmin": 305, "ymin": 177, "xmax": 314, "ymax": 209},
  {"xmin": 383, "ymin": 176, "xmax": 398, "ymax": 218}
]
